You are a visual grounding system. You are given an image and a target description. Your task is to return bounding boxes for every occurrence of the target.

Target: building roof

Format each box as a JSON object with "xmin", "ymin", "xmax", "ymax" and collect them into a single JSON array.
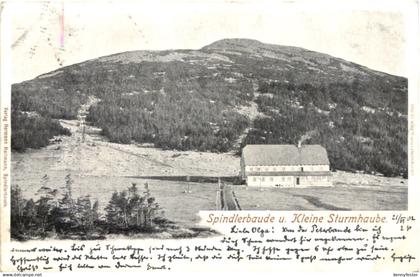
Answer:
[
  {"xmin": 247, "ymin": 171, "xmax": 332, "ymax": 177},
  {"xmin": 242, "ymin": 144, "xmax": 330, "ymax": 166}
]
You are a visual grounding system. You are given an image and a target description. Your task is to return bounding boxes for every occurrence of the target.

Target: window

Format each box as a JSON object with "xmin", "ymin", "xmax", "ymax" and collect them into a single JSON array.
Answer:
[
  {"xmin": 261, "ymin": 177, "xmax": 265, "ymax": 182},
  {"xmin": 301, "ymin": 167, "xmax": 304, "ymax": 172},
  {"xmin": 269, "ymin": 177, "xmax": 273, "ymax": 182},
  {"xmin": 253, "ymin": 177, "xmax": 256, "ymax": 182}
]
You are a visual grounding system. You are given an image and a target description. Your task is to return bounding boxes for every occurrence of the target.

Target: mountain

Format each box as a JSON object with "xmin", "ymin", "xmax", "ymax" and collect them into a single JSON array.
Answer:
[{"xmin": 11, "ymin": 38, "xmax": 408, "ymax": 177}]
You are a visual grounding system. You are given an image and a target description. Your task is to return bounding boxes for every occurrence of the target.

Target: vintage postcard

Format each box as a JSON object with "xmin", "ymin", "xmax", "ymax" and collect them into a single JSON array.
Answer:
[{"xmin": 0, "ymin": 0, "xmax": 419, "ymax": 275}]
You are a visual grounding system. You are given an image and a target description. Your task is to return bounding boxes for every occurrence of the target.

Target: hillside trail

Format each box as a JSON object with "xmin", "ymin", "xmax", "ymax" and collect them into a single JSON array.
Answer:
[
  {"xmin": 79, "ymin": 96, "xmax": 173, "ymax": 168},
  {"xmin": 58, "ymin": 95, "xmax": 175, "ymax": 176},
  {"xmin": 232, "ymin": 79, "xmax": 262, "ymax": 151},
  {"xmin": 12, "ymin": 93, "xmax": 240, "ymax": 203},
  {"xmin": 53, "ymin": 96, "xmax": 239, "ymax": 178},
  {"xmin": 76, "ymin": 96, "xmax": 99, "ymax": 144}
]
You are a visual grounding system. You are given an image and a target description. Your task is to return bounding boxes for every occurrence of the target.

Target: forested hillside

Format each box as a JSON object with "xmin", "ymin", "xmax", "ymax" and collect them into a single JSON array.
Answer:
[
  {"xmin": 243, "ymin": 81, "xmax": 407, "ymax": 177},
  {"xmin": 11, "ymin": 39, "xmax": 408, "ymax": 177},
  {"xmin": 11, "ymin": 110, "xmax": 71, "ymax": 151}
]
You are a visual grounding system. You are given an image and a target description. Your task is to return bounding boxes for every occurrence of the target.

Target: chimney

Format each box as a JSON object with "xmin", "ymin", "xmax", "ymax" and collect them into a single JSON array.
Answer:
[{"xmin": 298, "ymin": 141, "xmax": 302, "ymax": 148}]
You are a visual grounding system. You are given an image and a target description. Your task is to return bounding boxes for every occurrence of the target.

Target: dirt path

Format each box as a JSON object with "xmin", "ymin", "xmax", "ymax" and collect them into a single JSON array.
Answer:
[
  {"xmin": 220, "ymin": 183, "xmax": 240, "ymax": 210},
  {"xmin": 232, "ymin": 79, "xmax": 263, "ymax": 150}
]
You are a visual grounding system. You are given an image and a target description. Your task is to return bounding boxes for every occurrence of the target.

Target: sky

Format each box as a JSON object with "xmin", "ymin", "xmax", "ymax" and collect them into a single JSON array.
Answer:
[{"xmin": 4, "ymin": 0, "xmax": 417, "ymax": 83}]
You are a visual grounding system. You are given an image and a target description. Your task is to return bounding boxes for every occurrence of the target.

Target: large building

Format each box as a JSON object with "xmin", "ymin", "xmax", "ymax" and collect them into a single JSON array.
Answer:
[{"xmin": 240, "ymin": 144, "xmax": 332, "ymax": 187}]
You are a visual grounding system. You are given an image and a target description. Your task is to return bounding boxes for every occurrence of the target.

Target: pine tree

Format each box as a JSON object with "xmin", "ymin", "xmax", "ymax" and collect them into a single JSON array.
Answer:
[
  {"xmin": 35, "ymin": 176, "xmax": 58, "ymax": 233},
  {"xmin": 143, "ymin": 183, "xmax": 159, "ymax": 229},
  {"xmin": 75, "ymin": 195, "xmax": 95, "ymax": 232},
  {"xmin": 11, "ymin": 185, "xmax": 25, "ymax": 234},
  {"xmin": 127, "ymin": 183, "xmax": 145, "ymax": 227},
  {"xmin": 58, "ymin": 174, "xmax": 75, "ymax": 224},
  {"xmin": 23, "ymin": 199, "xmax": 37, "ymax": 230},
  {"xmin": 105, "ymin": 191, "xmax": 129, "ymax": 229},
  {"xmin": 105, "ymin": 183, "xmax": 161, "ymax": 231}
]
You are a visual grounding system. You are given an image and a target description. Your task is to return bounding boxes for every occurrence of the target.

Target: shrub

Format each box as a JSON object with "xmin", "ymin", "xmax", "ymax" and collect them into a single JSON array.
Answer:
[{"xmin": 11, "ymin": 176, "xmax": 163, "ymax": 240}]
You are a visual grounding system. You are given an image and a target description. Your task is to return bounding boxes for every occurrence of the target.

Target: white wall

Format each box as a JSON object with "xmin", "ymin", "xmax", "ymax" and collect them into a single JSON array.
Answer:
[
  {"xmin": 245, "ymin": 165, "xmax": 329, "ymax": 173},
  {"xmin": 246, "ymin": 175, "xmax": 332, "ymax": 187}
]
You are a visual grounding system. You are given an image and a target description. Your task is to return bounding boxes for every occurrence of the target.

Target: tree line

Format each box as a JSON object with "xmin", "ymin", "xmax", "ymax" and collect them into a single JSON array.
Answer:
[
  {"xmin": 11, "ymin": 78, "xmax": 87, "ymax": 151},
  {"xmin": 11, "ymin": 110, "xmax": 71, "ymax": 151},
  {"xmin": 11, "ymin": 175, "xmax": 161, "ymax": 240}
]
